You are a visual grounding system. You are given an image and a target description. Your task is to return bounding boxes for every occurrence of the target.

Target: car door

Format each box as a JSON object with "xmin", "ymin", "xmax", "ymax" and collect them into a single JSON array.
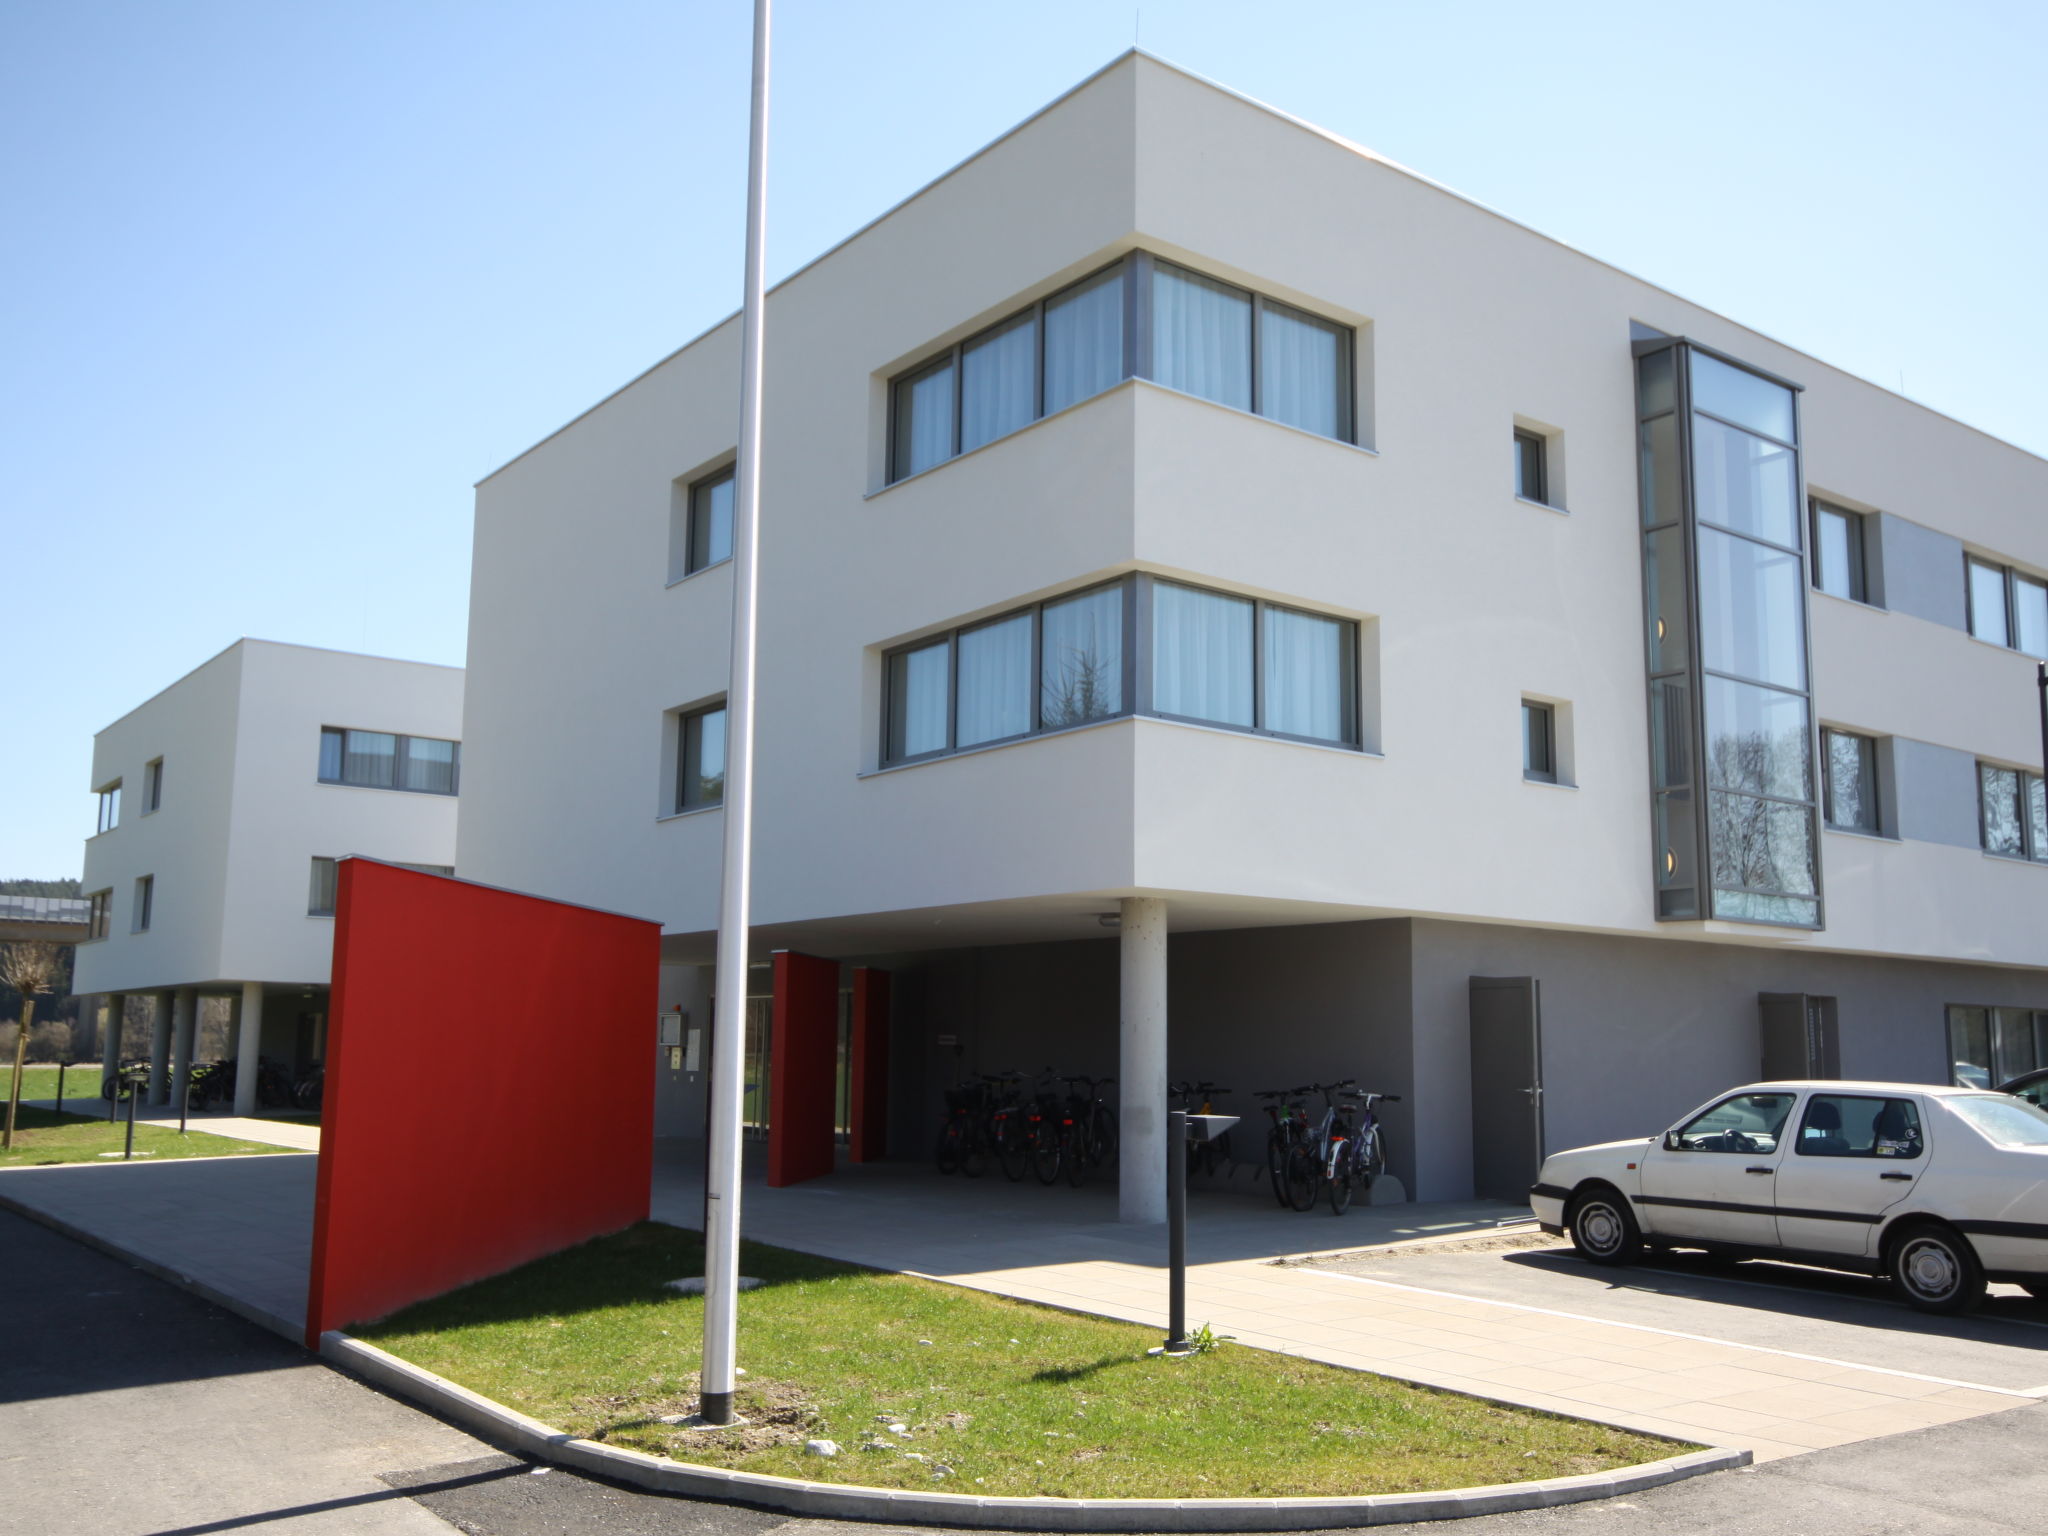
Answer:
[
  {"xmin": 1773, "ymin": 1093, "xmax": 1929, "ymax": 1257},
  {"xmin": 1636, "ymin": 1090, "xmax": 1800, "ymax": 1248}
]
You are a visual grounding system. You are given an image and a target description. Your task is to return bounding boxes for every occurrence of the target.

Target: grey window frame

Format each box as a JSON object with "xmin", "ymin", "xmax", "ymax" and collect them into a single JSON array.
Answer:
[
  {"xmin": 1810, "ymin": 500, "xmax": 1868, "ymax": 604},
  {"xmin": 685, "ymin": 465, "xmax": 736, "ymax": 577},
  {"xmin": 1522, "ymin": 700, "xmax": 1556, "ymax": 783},
  {"xmin": 1977, "ymin": 760, "xmax": 2047, "ymax": 862},
  {"xmin": 880, "ymin": 575, "xmax": 1363, "ymax": 766},
  {"xmin": 885, "ymin": 253, "xmax": 1355, "ymax": 484},
  {"xmin": 95, "ymin": 783, "xmax": 120, "ymax": 834},
  {"xmin": 1821, "ymin": 728, "xmax": 1881, "ymax": 834},
  {"xmin": 318, "ymin": 727, "xmax": 462, "ymax": 796},
  {"xmin": 677, "ymin": 701, "xmax": 729, "ymax": 812},
  {"xmin": 1513, "ymin": 430, "xmax": 1548, "ymax": 505},
  {"xmin": 309, "ymin": 856, "xmax": 337, "ymax": 917},
  {"xmin": 132, "ymin": 874, "xmax": 153, "ymax": 933}
]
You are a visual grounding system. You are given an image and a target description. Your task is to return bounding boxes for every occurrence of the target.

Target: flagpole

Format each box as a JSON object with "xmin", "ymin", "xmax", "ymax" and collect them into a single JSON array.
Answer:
[{"xmin": 700, "ymin": 0, "xmax": 772, "ymax": 1429}]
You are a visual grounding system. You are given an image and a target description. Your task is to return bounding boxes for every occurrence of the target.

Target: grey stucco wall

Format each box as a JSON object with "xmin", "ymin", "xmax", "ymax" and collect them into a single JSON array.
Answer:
[{"xmin": 1877, "ymin": 514, "xmax": 1968, "ymax": 632}]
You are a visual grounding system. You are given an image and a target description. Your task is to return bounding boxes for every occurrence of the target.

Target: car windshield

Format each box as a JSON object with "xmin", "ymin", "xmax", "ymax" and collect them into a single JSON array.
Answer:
[{"xmin": 1947, "ymin": 1094, "xmax": 2048, "ymax": 1148}]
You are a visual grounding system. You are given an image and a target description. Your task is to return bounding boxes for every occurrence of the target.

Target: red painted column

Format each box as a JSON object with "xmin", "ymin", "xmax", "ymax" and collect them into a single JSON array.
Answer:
[
  {"xmin": 767, "ymin": 951, "xmax": 839, "ymax": 1187},
  {"xmin": 849, "ymin": 967, "xmax": 891, "ymax": 1163}
]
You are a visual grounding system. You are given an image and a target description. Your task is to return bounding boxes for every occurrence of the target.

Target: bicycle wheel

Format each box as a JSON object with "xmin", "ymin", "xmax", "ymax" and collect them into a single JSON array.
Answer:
[
  {"xmin": 1031, "ymin": 1123, "xmax": 1062, "ymax": 1185},
  {"xmin": 996, "ymin": 1115, "xmax": 1029, "ymax": 1182},
  {"xmin": 934, "ymin": 1121, "xmax": 963, "ymax": 1176},
  {"xmin": 1283, "ymin": 1145, "xmax": 1319, "ymax": 1212},
  {"xmin": 1092, "ymin": 1106, "xmax": 1118, "ymax": 1167},
  {"xmin": 1362, "ymin": 1126, "xmax": 1386, "ymax": 1185},
  {"xmin": 1064, "ymin": 1122, "xmax": 1091, "ymax": 1188},
  {"xmin": 1328, "ymin": 1156, "xmax": 1356, "ymax": 1215},
  {"xmin": 961, "ymin": 1128, "xmax": 990, "ymax": 1179},
  {"xmin": 1266, "ymin": 1132, "xmax": 1290, "ymax": 1207}
]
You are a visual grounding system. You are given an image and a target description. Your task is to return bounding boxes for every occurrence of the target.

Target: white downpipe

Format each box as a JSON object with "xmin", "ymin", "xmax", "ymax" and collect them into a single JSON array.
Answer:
[
  {"xmin": 701, "ymin": 0, "xmax": 773, "ymax": 1429},
  {"xmin": 1119, "ymin": 896, "xmax": 1169, "ymax": 1223}
]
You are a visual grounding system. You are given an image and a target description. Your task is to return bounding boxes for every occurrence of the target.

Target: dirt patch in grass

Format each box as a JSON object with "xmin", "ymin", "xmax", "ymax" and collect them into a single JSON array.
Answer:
[{"xmin": 358, "ymin": 1222, "xmax": 1682, "ymax": 1499}]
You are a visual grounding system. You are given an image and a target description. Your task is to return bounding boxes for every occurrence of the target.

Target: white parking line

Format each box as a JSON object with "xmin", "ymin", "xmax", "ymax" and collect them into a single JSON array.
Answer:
[{"xmin": 1315, "ymin": 1267, "xmax": 2047, "ymax": 1398}]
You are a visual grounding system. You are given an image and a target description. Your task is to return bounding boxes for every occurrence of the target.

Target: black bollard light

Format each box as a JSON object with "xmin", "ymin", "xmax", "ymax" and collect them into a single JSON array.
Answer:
[
  {"xmin": 124, "ymin": 1081, "xmax": 138, "ymax": 1160},
  {"xmin": 1161, "ymin": 1108, "xmax": 1238, "ymax": 1357}
]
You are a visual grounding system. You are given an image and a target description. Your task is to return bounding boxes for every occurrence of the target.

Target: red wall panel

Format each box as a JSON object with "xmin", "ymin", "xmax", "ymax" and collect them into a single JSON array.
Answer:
[
  {"xmin": 766, "ymin": 950, "xmax": 837, "ymax": 1188},
  {"xmin": 305, "ymin": 858, "xmax": 660, "ymax": 1347},
  {"xmin": 849, "ymin": 967, "xmax": 890, "ymax": 1163}
]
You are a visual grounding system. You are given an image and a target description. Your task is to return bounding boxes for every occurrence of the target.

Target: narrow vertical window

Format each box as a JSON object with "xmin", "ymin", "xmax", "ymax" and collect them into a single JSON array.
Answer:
[
  {"xmin": 2030, "ymin": 774, "xmax": 2048, "ymax": 864},
  {"xmin": 1969, "ymin": 558, "xmax": 2011, "ymax": 645},
  {"xmin": 891, "ymin": 357, "xmax": 955, "ymax": 480},
  {"xmin": 133, "ymin": 875, "xmax": 153, "ymax": 933},
  {"xmin": 1522, "ymin": 702, "xmax": 1556, "ymax": 782},
  {"xmin": 1258, "ymin": 298, "xmax": 1349, "ymax": 439},
  {"xmin": 309, "ymin": 857, "xmax": 338, "ymax": 916},
  {"xmin": 1812, "ymin": 502, "xmax": 1866, "ymax": 603},
  {"xmin": 1152, "ymin": 582, "xmax": 1254, "ymax": 728},
  {"xmin": 954, "ymin": 612, "xmax": 1034, "ymax": 748},
  {"xmin": 2015, "ymin": 573, "xmax": 2048, "ymax": 660},
  {"xmin": 1040, "ymin": 585, "xmax": 1124, "ymax": 727},
  {"xmin": 1980, "ymin": 762, "xmax": 2025, "ymax": 857},
  {"xmin": 1042, "ymin": 266, "xmax": 1125, "ymax": 415},
  {"xmin": 959, "ymin": 312, "xmax": 1037, "ymax": 453},
  {"xmin": 96, "ymin": 783, "xmax": 121, "ymax": 834},
  {"xmin": 319, "ymin": 728, "xmax": 345, "ymax": 782},
  {"xmin": 1513, "ymin": 431, "xmax": 1547, "ymax": 504},
  {"xmin": 679, "ymin": 705, "xmax": 728, "ymax": 810},
  {"xmin": 88, "ymin": 890, "xmax": 111, "ymax": 941},
  {"xmin": 143, "ymin": 758, "xmax": 164, "ymax": 813},
  {"xmin": 886, "ymin": 640, "xmax": 951, "ymax": 761},
  {"xmin": 688, "ymin": 469, "xmax": 736, "ymax": 574},
  {"xmin": 1151, "ymin": 263, "xmax": 1252, "ymax": 412},
  {"xmin": 1821, "ymin": 730, "xmax": 1879, "ymax": 833}
]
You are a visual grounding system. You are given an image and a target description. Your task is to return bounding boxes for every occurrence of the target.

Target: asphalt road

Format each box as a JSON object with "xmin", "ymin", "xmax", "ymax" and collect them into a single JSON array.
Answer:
[{"xmin": 5, "ymin": 1207, "xmax": 2044, "ymax": 1535}]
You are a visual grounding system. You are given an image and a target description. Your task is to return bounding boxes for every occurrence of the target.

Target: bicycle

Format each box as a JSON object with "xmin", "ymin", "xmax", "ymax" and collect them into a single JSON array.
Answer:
[
  {"xmin": 1322, "ymin": 1088, "xmax": 1401, "ymax": 1214},
  {"xmin": 1255, "ymin": 1086, "xmax": 1315, "ymax": 1209},
  {"xmin": 1171, "ymin": 1081, "xmax": 1234, "ymax": 1179},
  {"xmin": 1054, "ymin": 1075, "xmax": 1117, "ymax": 1187},
  {"xmin": 102, "ymin": 1059, "xmax": 151, "ymax": 1103},
  {"xmin": 934, "ymin": 1079, "xmax": 991, "ymax": 1176}
]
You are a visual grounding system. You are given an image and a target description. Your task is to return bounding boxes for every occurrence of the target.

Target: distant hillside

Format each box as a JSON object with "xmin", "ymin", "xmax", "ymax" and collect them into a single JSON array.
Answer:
[{"xmin": 1, "ymin": 878, "xmax": 84, "ymax": 897}]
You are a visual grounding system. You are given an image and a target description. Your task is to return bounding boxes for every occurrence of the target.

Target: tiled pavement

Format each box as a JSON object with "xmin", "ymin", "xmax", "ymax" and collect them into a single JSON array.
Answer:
[{"xmin": 0, "ymin": 1141, "xmax": 2035, "ymax": 1465}]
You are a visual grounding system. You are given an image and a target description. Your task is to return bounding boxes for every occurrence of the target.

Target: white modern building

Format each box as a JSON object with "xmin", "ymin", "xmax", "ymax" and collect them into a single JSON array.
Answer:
[
  {"xmin": 75, "ymin": 639, "xmax": 463, "ymax": 1116},
  {"xmin": 454, "ymin": 52, "xmax": 2048, "ymax": 1213}
]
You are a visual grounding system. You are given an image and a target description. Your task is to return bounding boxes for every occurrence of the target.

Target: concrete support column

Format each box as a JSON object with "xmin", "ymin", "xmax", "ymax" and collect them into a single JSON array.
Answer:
[
  {"xmin": 99, "ymin": 994, "xmax": 123, "ymax": 1090},
  {"xmin": 1118, "ymin": 896, "xmax": 1169, "ymax": 1224},
  {"xmin": 168, "ymin": 987, "xmax": 197, "ymax": 1109},
  {"xmin": 234, "ymin": 982, "xmax": 263, "ymax": 1118},
  {"xmin": 147, "ymin": 990, "xmax": 174, "ymax": 1104}
]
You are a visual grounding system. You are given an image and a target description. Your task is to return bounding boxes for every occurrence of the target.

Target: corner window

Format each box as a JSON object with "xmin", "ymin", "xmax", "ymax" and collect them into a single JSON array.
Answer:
[
  {"xmin": 1979, "ymin": 762, "xmax": 2047, "ymax": 862},
  {"xmin": 1513, "ymin": 430, "xmax": 1548, "ymax": 504},
  {"xmin": 1821, "ymin": 729, "xmax": 1880, "ymax": 833},
  {"xmin": 86, "ymin": 890, "xmax": 111, "ymax": 941},
  {"xmin": 1968, "ymin": 556, "xmax": 2048, "ymax": 658},
  {"xmin": 309, "ymin": 857, "xmax": 337, "ymax": 917},
  {"xmin": 142, "ymin": 758, "xmax": 163, "ymax": 814},
  {"xmin": 885, "ymin": 254, "xmax": 1353, "ymax": 483},
  {"xmin": 96, "ymin": 783, "xmax": 121, "ymax": 834},
  {"xmin": 1522, "ymin": 701, "xmax": 1556, "ymax": 783},
  {"xmin": 677, "ymin": 704, "xmax": 727, "ymax": 811},
  {"xmin": 319, "ymin": 727, "xmax": 460, "ymax": 795},
  {"xmin": 1811, "ymin": 501, "xmax": 1869, "ymax": 604},
  {"xmin": 686, "ymin": 467, "xmax": 735, "ymax": 578},
  {"xmin": 132, "ymin": 875, "xmax": 153, "ymax": 933}
]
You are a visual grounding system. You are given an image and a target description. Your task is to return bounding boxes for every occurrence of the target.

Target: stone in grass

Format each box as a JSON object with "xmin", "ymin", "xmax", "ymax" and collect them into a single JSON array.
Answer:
[
  {"xmin": 805, "ymin": 1439, "xmax": 840, "ymax": 1458},
  {"xmin": 665, "ymin": 1276, "xmax": 764, "ymax": 1295}
]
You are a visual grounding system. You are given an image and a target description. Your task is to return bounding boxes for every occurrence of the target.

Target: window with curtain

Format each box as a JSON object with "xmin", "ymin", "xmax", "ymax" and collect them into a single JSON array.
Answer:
[
  {"xmin": 960, "ymin": 312, "xmax": 1037, "ymax": 453},
  {"xmin": 1151, "ymin": 262, "xmax": 1252, "ymax": 412},
  {"xmin": 688, "ymin": 468, "xmax": 736, "ymax": 574},
  {"xmin": 319, "ymin": 727, "xmax": 461, "ymax": 795},
  {"xmin": 891, "ymin": 358, "xmax": 955, "ymax": 479},
  {"xmin": 1040, "ymin": 585, "xmax": 1122, "ymax": 727},
  {"xmin": 341, "ymin": 730, "xmax": 397, "ymax": 788},
  {"xmin": 1042, "ymin": 266, "xmax": 1124, "ymax": 414},
  {"xmin": 887, "ymin": 641, "xmax": 951, "ymax": 760},
  {"xmin": 1261, "ymin": 603, "xmax": 1353, "ymax": 742},
  {"xmin": 1259, "ymin": 298, "xmax": 1349, "ymax": 438},
  {"xmin": 955, "ymin": 612, "xmax": 1034, "ymax": 747},
  {"xmin": 1152, "ymin": 582, "xmax": 1254, "ymax": 727},
  {"xmin": 679, "ymin": 705, "xmax": 728, "ymax": 810},
  {"xmin": 401, "ymin": 738, "xmax": 458, "ymax": 794},
  {"xmin": 309, "ymin": 857, "xmax": 338, "ymax": 916}
]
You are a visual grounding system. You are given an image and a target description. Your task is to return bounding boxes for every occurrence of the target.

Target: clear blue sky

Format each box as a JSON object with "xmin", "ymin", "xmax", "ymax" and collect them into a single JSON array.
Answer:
[{"xmin": 6, "ymin": 0, "xmax": 2043, "ymax": 878}]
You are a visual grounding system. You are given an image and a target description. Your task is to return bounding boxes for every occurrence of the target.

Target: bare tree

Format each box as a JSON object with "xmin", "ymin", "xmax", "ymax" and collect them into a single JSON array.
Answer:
[{"xmin": 1, "ymin": 943, "xmax": 63, "ymax": 1149}]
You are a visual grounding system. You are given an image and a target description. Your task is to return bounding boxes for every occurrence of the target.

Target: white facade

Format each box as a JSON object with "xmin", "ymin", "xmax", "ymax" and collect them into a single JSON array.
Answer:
[
  {"xmin": 76, "ymin": 639, "xmax": 462, "ymax": 1110},
  {"xmin": 456, "ymin": 55, "xmax": 2048, "ymax": 1200}
]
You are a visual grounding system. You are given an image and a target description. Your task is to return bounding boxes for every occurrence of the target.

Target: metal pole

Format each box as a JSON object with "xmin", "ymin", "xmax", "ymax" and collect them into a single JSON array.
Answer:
[
  {"xmin": 124, "ymin": 1081, "xmax": 137, "ymax": 1160},
  {"xmin": 1165, "ymin": 1108, "xmax": 1187, "ymax": 1352},
  {"xmin": 56, "ymin": 1061, "xmax": 66, "ymax": 1115},
  {"xmin": 179, "ymin": 1080, "xmax": 189, "ymax": 1136},
  {"xmin": 2037, "ymin": 662, "xmax": 2046, "ymax": 803},
  {"xmin": 700, "ymin": 0, "xmax": 773, "ymax": 1431}
]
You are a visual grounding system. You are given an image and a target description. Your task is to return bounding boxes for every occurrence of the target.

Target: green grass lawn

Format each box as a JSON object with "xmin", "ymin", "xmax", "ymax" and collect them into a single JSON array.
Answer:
[
  {"xmin": 0, "ymin": 1106, "xmax": 295, "ymax": 1168},
  {"xmin": 359, "ymin": 1223, "xmax": 1679, "ymax": 1500},
  {"xmin": 7, "ymin": 1064, "xmax": 111, "ymax": 1106}
]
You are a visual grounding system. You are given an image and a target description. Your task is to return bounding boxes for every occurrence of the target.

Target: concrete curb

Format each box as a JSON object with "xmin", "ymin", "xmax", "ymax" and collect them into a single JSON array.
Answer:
[{"xmin": 321, "ymin": 1332, "xmax": 1748, "ymax": 1531}]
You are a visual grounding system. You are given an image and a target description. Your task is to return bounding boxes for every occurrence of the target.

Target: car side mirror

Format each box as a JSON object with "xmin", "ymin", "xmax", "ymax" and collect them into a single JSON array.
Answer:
[{"xmin": 1662, "ymin": 1131, "xmax": 1681, "ymax": 1152}]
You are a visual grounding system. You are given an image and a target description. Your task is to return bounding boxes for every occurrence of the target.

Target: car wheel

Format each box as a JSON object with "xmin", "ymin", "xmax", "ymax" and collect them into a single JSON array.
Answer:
[
  {"xmin": 1888, "ymin": 1222, "xmax": 1984, "ymax": 1315},
  {"xmin": 1567, "ymin": 1187, "xmax": 1642, "ymax": 1266}
]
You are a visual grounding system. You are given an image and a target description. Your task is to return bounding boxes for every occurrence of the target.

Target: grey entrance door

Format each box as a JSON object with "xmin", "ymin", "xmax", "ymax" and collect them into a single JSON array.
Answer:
[
  {"xmin": 1759, "ymin": 993, "xmax": 1840, "ymax": 1081},
  {"xmin": 1470, "ymin": 977, "xmax": 1544, "ymax": 1202}
]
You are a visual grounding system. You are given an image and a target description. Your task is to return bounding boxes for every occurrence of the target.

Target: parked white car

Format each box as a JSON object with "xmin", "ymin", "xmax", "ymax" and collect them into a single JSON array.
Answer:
[{"xmin": 1530, "ymin": 1081, "xmax": 2048, "ymax": 1313}]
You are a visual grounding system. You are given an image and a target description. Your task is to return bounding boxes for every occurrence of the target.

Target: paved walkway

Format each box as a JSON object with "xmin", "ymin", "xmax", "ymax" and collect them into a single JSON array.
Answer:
[
  {"xmin": 651, "ymin": 1147, "xmax": 2037, "ymax": 1463},
  {"xmin": 25, "ymin": 1094, "xmax": 324, "ymax": 1150}
]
